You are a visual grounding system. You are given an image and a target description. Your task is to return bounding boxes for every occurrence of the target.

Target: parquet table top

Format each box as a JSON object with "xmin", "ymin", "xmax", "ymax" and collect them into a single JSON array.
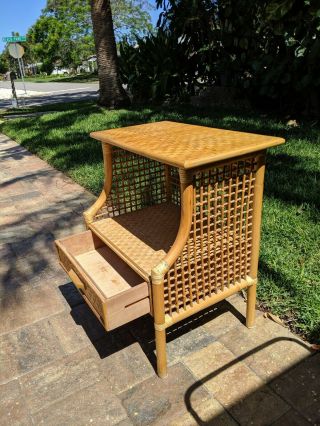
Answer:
[{"xmin": 90, "ymin": 121, "xmax": 285, "ymax": 169}]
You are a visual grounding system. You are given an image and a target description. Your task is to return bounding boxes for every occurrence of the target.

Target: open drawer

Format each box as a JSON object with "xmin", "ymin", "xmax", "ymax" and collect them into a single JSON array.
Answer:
[{"xmin": 55, "ymin": 230, "xmax": 151, "ymax": 330}]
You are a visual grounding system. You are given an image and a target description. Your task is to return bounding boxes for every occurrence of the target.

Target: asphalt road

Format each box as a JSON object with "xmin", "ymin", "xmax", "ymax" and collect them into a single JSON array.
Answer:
[{"xmin": 0, "ymin": 81, "xmax": 99, "ymax": 108}]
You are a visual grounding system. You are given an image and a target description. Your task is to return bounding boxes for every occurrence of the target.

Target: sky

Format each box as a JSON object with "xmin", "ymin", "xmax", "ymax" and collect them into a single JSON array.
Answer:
[
  {"xmin": 0, "ymin": 0, "xmax": 161, "ymax": 53},
  {"xmin": 0, "ymin": 0, "xmax": 47, "ymax": 52}
]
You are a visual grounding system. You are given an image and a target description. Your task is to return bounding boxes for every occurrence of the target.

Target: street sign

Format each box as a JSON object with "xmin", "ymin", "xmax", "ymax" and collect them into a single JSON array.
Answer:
[
  {"xmin": 2, "ymin": 36, "xmax": 27, "ymax": 42},
  {"xmin": 2, "ymin": 36, "xmax": 28, "ymax": 100},
  {"xmin": 8, "ymin": 43, "xmax": 24, "ymax": 59}
]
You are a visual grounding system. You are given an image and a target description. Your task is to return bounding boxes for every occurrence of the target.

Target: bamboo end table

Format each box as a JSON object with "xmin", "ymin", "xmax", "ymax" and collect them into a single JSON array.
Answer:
[{"xmin": 55, "ymin": 121, "xmax": 285, "ymax": 377}]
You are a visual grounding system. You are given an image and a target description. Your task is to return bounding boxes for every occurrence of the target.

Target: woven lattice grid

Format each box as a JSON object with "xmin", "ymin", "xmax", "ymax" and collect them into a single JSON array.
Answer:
[
  {"xmin": 94, "ymin": 148, "xmax": 169, "ymax": 220},
  {"xmin": 164, "ymin": 157, "xmax": 257, "ymax": 316}
]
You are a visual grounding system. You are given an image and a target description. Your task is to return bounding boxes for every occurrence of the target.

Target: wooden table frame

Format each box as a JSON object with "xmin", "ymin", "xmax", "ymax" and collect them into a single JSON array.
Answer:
[{"xmin": 56, "ymin": 121, "xmax": 284, "ymax": 378}]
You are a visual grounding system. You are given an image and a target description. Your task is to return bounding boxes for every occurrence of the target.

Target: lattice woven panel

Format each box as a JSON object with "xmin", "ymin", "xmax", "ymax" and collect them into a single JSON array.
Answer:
[
  {"xmin": 94, "ymin": 148, "xmax": 168, "ymax": 220},
  {"xmin": 168, "ymin": 166, "xmax": 180, "ymax": 206},
  {"xmin": 164, "ymin": 157, "xmax": 258, "ymax": 316}
]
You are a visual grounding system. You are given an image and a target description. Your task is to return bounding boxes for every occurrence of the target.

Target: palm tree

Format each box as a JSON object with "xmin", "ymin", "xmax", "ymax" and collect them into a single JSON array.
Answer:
[{"xmin": 90, "ymin": 0, "xmax": 129, "ymax": 108}]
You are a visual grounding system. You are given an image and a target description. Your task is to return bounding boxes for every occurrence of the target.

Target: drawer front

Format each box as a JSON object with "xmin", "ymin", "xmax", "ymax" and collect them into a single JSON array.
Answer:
[
  {"xmin": 55, "ymin": 233, "xmax": 150, "ymax": 331},
  {"xmin": 56, "ymin": 243, "xmax": 107, "ymax": 325},
  {"xmin": 108, "ymin": 298, "xmax": 150, "ymax": 330},
  {"xmin": 82, "ymin": 282, "xmax": 105, "ymax": 321}
]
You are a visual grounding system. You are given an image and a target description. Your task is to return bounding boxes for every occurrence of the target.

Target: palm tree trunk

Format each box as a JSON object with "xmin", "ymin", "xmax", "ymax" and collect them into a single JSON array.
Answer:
[{"xmin": 90, "ymin": 0, "xmax": 129, "ymax": 108}]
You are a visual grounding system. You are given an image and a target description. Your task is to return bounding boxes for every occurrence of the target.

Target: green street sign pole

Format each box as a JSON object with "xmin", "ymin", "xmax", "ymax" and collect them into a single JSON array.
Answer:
[
  {"xmin": 3, "ymin": 36, "xmax": 28, "ymax": 105},
  {"xmin": 14, "ymin": 44, "xmax": 27, "ymax": 97}
]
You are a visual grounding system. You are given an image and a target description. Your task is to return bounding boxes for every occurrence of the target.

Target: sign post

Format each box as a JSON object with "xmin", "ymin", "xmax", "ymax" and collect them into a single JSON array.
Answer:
[
  {"xmin": 8, "ymin": 43, "xmax": 27, "ymax": 95},
  {"xmin": 10, "ymin": 71, "xmax": 19, "ymax": 108},
  {"xmin": 3, "ymin": 36, "xmax": 28, "ymax": 103}
]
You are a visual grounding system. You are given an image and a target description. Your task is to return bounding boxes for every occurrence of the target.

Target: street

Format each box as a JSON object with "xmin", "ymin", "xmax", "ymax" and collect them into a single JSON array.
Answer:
[{"xmin": 0, "ymin": 81, "xmax": 99, "ymax": 108}]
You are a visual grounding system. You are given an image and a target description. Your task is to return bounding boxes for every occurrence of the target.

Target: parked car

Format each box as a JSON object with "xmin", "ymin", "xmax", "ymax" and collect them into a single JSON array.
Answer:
[{"xmin": 51, "ymin": 67, "xmax": 70, "ymax": 76}]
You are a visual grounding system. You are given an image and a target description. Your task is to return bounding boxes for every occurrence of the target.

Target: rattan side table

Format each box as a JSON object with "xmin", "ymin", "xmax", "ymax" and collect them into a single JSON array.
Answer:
[{"xmin": 55, "ymin": 121, "xmax": 285, "ymax": 377}]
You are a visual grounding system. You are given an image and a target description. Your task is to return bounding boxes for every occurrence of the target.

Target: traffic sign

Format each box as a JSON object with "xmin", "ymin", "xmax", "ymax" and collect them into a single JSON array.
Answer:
[
  {"xmin": 2, "ymin": 36, "xmax": 27, "ymax": 42},
  {"xmin": 8, "ymin": 43, "xmax": 25, "ymax": 59}
]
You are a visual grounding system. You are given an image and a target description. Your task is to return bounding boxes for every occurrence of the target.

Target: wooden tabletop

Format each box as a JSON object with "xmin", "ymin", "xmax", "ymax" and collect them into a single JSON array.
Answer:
[{"xmin": 90, "ymin": 121, "xmax": 285, "ymax": 169}]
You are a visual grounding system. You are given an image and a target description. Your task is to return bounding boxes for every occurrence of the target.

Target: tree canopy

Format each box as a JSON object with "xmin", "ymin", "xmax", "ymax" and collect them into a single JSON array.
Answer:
[{"xmin": 25, "ymin": 0, "xmax": 153, "ymax": 73}]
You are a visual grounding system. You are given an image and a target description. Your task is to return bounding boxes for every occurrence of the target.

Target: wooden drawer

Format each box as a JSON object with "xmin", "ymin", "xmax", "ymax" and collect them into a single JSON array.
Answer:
[{"xmin": 55, "ymin": 230, "xmax": 150, "ymax": 330}]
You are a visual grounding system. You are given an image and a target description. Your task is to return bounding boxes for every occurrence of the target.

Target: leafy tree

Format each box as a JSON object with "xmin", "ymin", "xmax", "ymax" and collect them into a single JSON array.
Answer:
[
  {"xmin": 112, "ymin": 0, "xmax": 153, "ymax": 42},
  {"xmin": 0, "ymin": 51, "xmax": 10, "ymax": 74},
  {"xmin": 27, "ymin": 1, "xmax": 94, "ymax": 72},
  {"xmin": 27, "ymin": 16, "xmax": 67, "ymax": 74},
  {"xmin": 26, "ymin": 0, "xmax": 153, "ymax": 72}
]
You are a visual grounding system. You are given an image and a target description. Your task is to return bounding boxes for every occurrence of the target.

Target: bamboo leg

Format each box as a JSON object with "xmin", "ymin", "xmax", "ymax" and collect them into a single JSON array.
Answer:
[
  {"xmin": 246, "ymin": 152, "xmax": 266, "ymax": 328},
  {"xmin": 246, "ymin": 283, "xmax": 257, "ymax": 328},
  {"xmin": 151, "ymin": 169, "xmax": 193, "ymax": 378},
  {"xmin": 151, "ymin": 264, "xmax": 168, "ymax": 378},
  {"xmin": 155, "ymin": 328, "xmax": 167, "ymax": 378}
]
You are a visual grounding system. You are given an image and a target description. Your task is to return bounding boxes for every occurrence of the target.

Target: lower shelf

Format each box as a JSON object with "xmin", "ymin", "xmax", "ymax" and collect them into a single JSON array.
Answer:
[
  {"xmin": 90, "ymin": 203, "xmax": 180, "ymax": 281},
  {"xmin": 55, "ymin": 230, "xmax": 150, "ymax": 330}
]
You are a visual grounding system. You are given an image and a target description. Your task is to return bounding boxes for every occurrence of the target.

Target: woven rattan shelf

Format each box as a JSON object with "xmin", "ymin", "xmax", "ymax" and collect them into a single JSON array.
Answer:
[
  {"xmin": 55, "ymin": 120, "xmax": 285, "ymax": 378},
  {"xmin": 89, "ymin": 203, "xmax": 180, "ymax": 281}
]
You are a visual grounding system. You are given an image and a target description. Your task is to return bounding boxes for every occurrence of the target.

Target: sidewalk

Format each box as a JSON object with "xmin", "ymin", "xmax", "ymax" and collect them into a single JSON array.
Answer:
[{"xmin": 0, "ymin": 133, "xmax": 318, "ymax": 425}]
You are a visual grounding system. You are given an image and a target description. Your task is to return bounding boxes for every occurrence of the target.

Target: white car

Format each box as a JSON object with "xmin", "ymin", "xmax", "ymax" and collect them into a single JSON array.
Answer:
[{"xmin": 51, "ymin": 68, "xmax": 70, "ymax": 76}]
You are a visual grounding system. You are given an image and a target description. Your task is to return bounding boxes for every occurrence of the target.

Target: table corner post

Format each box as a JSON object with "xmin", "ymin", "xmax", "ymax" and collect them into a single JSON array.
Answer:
[{"xmin": 246, "ymin": 152, "xmax": 266, "ymax": 328}]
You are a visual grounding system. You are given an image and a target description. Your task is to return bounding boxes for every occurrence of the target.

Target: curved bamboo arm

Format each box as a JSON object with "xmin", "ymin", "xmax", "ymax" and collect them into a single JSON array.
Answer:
[
  {"xmin": 83, "ymin": 143, "xmax": 113, "ymax": 227},
  {"xmin": 151, "ymin": 169, "xmax": 194, "ymax": 280},
  {"xmin": 83, "ymin": 190, "xmax": 107, "ymax": 226}
]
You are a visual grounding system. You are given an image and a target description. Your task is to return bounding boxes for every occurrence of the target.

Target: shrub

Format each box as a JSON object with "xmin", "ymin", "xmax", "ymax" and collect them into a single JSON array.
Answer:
[{"xmin": 119, "ymin": 30, "xmax": 200, "ymax": 103}]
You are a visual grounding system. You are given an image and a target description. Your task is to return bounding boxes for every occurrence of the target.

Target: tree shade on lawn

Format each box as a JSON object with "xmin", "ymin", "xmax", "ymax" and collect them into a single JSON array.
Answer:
[{"xmin": 90, "ymin": 0, "xmax": 130, "ymax": 108}]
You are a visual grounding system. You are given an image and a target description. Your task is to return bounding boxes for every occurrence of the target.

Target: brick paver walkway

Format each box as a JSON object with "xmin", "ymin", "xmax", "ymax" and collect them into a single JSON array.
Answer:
[{"xmin": 0, "ymin": 133, "xmax": 319, "ymax": 425}]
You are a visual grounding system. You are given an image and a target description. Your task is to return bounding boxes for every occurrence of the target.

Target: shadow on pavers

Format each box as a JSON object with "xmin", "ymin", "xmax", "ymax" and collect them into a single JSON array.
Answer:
[
  {"xmin": 58, "ymin": 284, "xmax": 248, "ymax": 371},
  {"xmin": 0, "ymin": 189, "xmax": 93, "ymax": 308},
  {"xmin": 60, "ymin": 280, "xmax": 317, "ymax": 425},
  {"xmin": 185, "ymin": 337, "xmax": 316, "ymax": 425}
]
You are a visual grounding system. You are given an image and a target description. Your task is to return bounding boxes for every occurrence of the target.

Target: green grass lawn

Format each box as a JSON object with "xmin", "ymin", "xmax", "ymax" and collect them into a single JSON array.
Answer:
[
  {"xmin": 16, "ymin": 73, "xmax": 98, "ymax": 84},
  {"xmin": 1, "ymin": 101, "xmax": 319, "ymax": 343}
]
